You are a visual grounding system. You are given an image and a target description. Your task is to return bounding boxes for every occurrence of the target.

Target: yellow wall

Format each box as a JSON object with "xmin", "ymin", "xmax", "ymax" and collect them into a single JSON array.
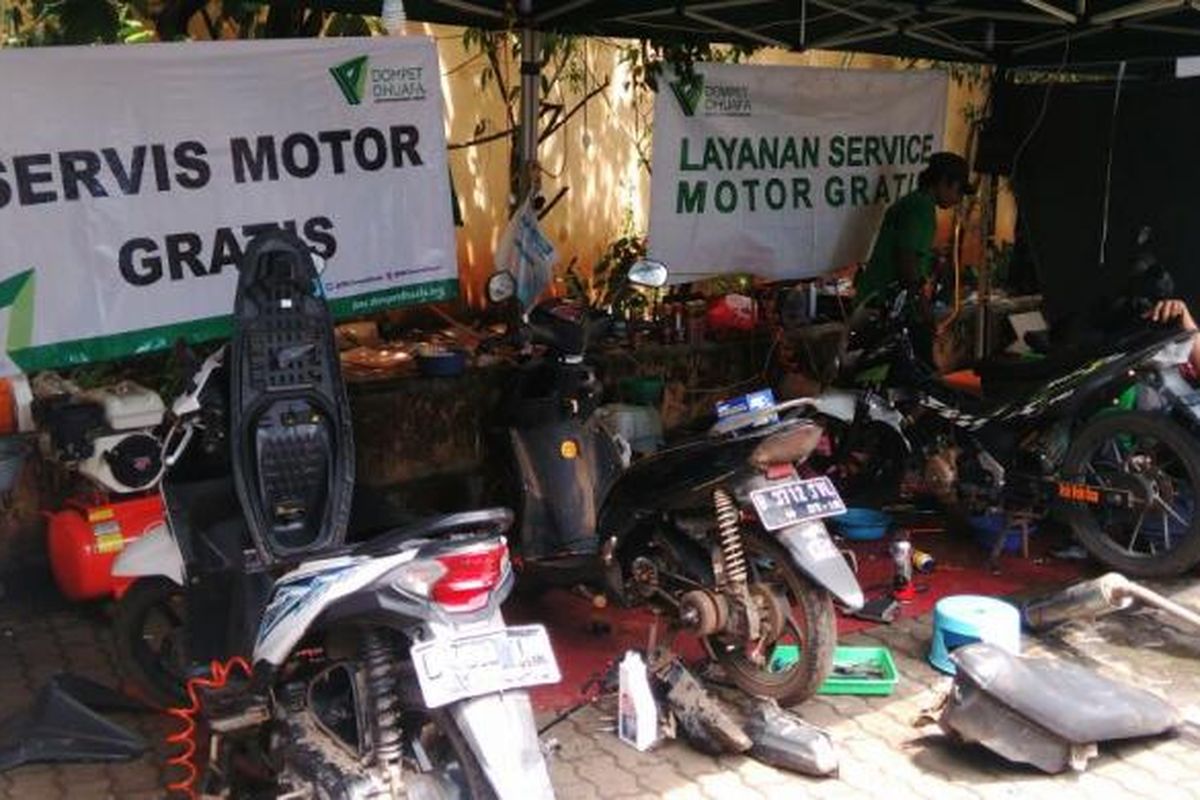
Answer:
[{"xmin": 419, "ymin": 23, "xmax": 1011, "ymax": 301}]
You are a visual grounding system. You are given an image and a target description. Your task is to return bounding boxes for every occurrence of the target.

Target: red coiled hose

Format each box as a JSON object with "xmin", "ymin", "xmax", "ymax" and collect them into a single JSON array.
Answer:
[{"xmin": 164, "ymin": 656, "xmax": 253, "ymax": 799}]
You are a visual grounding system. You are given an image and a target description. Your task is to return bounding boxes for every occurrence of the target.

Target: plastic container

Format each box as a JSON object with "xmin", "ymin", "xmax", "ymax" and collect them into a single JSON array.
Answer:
[
  {"xmin": 595, "ymin": 404, "xmax": 663, "ymax": 455},
  {"xmin": 618, "ymin": 377, "xmax": 664, "ymax": 407},
  {"xmin": 968, "ymin": 513, "xmax": 1035, "ymax": 554},
  {"xmin": 87, "ymin": 381, "xmax": 165, "ymax": 430},
  {"xmin": 416, "ymin": 348, "xmax": 467, "ymax": 377},
  {"xmin": 830, "ymin": 507, "xmax": 890, "ymax": 541},
  {"xmin": 929, "ymin": 595, "xmax": 1021, "ymax": 675},
  {"xmin": 617, "ymin": 651, "xmax": 658, "ymax": 752},
  {"xmin": 770, "ymin": 645, "xmax": 899, "ymax": 696}
]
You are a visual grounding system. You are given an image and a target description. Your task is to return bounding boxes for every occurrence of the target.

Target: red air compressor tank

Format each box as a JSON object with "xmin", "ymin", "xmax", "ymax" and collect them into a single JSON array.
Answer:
[{"xmin": 46, "ymin": 494, "xmax": 165, "ymax": 601}]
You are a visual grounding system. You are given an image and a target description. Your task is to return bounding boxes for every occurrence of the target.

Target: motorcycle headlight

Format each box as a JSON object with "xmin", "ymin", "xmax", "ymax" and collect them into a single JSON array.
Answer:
[{"xmin": 750, "ymin": 423, "xmax": 823, "ymax": 470}]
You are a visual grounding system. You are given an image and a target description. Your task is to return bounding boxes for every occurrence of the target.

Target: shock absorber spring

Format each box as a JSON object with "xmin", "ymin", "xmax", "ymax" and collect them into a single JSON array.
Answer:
[
  {"xmin": 361, "ymin": 629, "xmax": 404, "ymax": 791},
  {"xmin": 713, "ymin": 488, "xmax": 748, "ymax": 587}
]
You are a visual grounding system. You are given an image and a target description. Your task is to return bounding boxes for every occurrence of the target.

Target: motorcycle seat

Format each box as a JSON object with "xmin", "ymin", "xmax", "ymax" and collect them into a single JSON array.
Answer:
[
  {"xmin": 948, "ymin": 643, "xmax": 1178, "ymax": 744},
  {"xmin": 351, "ymin": 508, "xmax": 514, "ymax": 557}
]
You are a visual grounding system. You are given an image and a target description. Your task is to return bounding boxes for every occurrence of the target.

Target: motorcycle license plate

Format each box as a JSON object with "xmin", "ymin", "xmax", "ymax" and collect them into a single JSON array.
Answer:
[
  {"xmin": 750, "ymin": 477, "xmax": 846, "ymax": 532},
  {"xmin": 411, "ymin": 625, "xmax": 561, "ymax": 709}
]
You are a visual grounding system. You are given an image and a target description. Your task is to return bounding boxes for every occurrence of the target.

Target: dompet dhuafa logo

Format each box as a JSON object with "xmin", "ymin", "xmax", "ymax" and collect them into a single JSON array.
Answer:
[
  {"xmin": 330, "ymin": 55, "xmax": 428, "ymax": 105},
  {"xmin": 670, "ymin": 73, "xmax": 751, "ymax": 118}
]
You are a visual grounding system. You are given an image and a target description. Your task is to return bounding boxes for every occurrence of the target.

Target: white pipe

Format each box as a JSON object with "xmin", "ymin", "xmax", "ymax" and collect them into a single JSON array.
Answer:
[
  {"xmin": 1022, "ymin": 0, "xmax": 1078, "ymax": 23},
  {"xmin": 1090, "ymin": 0, "xmax": 1184, "ymax": 25}
]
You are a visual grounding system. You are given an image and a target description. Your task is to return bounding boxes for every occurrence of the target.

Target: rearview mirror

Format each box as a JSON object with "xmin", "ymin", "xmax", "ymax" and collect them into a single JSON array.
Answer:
[
  {"xmin": 628, "ymin": 259, "xmax": 669, "ymax": 289},
  {"xmin": 486, "ymin": 271, "xmax": 517, "ymax": 304}
]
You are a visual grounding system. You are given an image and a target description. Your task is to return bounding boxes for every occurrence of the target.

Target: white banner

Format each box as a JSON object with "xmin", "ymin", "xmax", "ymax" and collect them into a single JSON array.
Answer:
[
  {"xmin": 0, "ymin": 37, "xmax": 456, "ymax": 373},
  {"xmin": 649, "ymin": 63, "xmax": 947, "ymax": 282}
]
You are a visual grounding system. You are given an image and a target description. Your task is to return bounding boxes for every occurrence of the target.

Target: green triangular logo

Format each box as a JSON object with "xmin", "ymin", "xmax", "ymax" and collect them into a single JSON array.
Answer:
[
  {"xmin": 0, "ymin": 269, "xmax": 36, "ymax": 354},
  {"xmin": 669, "ymin": 74, "xmax": 704, "ymax": 117},
  {"xmin": 330, "ymin": 55, "xmax": 369, "ymax": 105}
]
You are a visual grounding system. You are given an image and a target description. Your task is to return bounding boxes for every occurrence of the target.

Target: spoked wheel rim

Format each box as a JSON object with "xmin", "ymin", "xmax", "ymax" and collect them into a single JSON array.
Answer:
[{"xmin": 1071, "ymin": 430, "xmax": 1197, "ymax": 559}]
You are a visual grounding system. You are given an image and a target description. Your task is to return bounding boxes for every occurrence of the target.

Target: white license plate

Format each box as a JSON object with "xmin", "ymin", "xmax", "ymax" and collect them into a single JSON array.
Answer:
[
  {"xmin": 750, "ymin": 476, "xmax": 846, "ymax": 531},
  {"xmin": 411, "ymin": 624, "xmax": 561, "ymax": 708}
]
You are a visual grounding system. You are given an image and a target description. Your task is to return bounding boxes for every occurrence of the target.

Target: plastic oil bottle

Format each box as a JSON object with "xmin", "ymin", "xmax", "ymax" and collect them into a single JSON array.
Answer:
[{"xmin": 617, "ymin": 651, "xmax": 658, "ymax": 751}]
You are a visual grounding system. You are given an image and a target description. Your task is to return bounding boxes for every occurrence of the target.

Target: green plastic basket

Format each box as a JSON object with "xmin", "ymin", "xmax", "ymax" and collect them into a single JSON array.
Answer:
[
  {"xmin": 770, "ymin": 645, "xmax": 899, "ymax": 696},
  {"xmin": 618, "ymin": 377, "xmax": 665, "ymax": 406}
]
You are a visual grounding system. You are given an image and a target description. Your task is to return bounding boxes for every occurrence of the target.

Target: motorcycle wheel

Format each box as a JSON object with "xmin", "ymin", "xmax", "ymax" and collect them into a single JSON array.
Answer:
[
  {"xmin": 113, "ymin": 576, "xmax": 188, "ymax": 708},
  {"xmin": 397, "ymin": 708, "xmax": 495, "ymax": 800},
  {"xmin": 1061, "ymin": 411, "xmax": 1200, "ymax": 577},
  {"xmin": 706, "ymin": 529, "xmax": 836, "ymax": 706}
]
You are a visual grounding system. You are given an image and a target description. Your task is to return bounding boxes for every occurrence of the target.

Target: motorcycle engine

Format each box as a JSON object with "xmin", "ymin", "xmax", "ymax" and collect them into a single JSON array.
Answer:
[{"xmin": 922, "ymin": 442, "xmax": 961, "ymax": 505}]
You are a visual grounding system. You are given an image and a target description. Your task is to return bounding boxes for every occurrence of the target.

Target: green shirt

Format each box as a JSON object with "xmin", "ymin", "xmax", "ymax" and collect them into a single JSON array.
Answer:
[{"xmin": 855, "ymin": 189, "xmax": 936, "ymax": 304}]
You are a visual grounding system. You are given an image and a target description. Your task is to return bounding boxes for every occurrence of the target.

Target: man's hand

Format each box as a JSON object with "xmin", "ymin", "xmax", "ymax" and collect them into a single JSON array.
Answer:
[{"xmin": 1147, "ymin": 299, "xmax": 1198, "ymax": 332}]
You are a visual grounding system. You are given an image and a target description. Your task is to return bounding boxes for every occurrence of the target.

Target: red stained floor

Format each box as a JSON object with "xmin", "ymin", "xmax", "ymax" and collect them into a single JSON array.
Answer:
[{"xmin": 509, "ymin": 527, "xmax": 1090, "ymax": 712}]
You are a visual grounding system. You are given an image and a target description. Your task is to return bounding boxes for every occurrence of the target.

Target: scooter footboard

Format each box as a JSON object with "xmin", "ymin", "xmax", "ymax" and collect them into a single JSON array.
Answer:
[{"xmin": 448, "ymin": 691, "xmax": 555, "ymax": 800}]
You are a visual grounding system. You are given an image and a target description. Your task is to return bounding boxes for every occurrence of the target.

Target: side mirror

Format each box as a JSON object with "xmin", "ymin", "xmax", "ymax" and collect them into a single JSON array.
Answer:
[
  {"xmin": 486, "ymin": 270, "xmax": 517, "ymax": 304},
  {"xmin": 627, "ymin": 259, "xmax": 669, "ymax": 289}
]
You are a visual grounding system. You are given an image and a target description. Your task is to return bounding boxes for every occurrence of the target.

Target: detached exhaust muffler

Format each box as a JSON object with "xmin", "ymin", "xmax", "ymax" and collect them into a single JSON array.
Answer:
[{"xmin": 1023, "ymin": 572, "xmax": 1200, "ymax": 631}]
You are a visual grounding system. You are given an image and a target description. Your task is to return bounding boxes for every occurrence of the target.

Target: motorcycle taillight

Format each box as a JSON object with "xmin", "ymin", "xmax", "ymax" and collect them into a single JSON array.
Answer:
[{"xmin": 431, "ymin": 540, "xmax": 510, "ymax": 613}]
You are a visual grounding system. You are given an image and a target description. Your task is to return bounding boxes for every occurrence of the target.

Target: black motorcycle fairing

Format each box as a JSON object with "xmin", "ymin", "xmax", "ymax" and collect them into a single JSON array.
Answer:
[
  {"xmin": 527, "ymin": 300, "xmax": 611, "ymax": 359},
  {"xmin": 939, "ymin": 643, "xmax": 1179, "ymax": 773},
  {"xmin": 510, "ymin": 418, "xmax": 622, "ymax": 558},
  {"xmin": 503, "ymin": 358, "xmax": 602, "ymax": 429},
  {"xmin": 983, "ymin": 326, "xmax": 1193, "ymax": 429},
  {"xmin": 0, "ymin": 676, "xmax": 148, "ymax": 772},
  {"xmin": 598, "ymin": 430, "xmax": 768, "ymax": 545}
]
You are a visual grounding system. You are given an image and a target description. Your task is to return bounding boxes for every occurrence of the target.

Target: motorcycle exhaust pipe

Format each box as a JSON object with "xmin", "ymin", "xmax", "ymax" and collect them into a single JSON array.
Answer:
[{"xmin": 1023, "ymin": 572, "xmax": 1200, "ymax": 631}]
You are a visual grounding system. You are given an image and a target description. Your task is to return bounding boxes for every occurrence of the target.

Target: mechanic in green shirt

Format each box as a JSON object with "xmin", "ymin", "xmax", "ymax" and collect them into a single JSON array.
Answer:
[{"xmin": 855, "ymin": 151, "xmax": 975, "ymax": 362}]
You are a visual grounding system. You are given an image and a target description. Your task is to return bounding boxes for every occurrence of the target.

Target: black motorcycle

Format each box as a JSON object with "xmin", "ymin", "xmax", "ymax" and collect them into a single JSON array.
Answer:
[
  {"xmin": 482, "ymin": 262, "xmax": 862, "ymax": 705},
  {"xmin": 799, "ymin": 288, "xmax": 1200, "ymax": 578}
]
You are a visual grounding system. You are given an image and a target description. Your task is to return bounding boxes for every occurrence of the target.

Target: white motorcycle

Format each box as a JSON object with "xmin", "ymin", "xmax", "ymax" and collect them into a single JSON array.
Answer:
[{"xmin": 112, "ymin": 231, "xmax": 558, "ymax": 799}]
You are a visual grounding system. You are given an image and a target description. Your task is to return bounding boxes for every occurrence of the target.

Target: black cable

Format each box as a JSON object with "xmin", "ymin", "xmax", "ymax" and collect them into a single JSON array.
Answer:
[
  {"xmin": 1008, "ymin": 35, "xmax": 1074, "ymax": 294},
  {"xmin": 1097, "ymin": 61, "xmax": 1128, "ymax": 269}
]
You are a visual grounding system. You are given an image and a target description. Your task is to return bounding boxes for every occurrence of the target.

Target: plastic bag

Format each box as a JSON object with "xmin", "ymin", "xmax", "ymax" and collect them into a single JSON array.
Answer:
[{"xmin": 495, "ymin": 197, "xmax": 557, "ymax": 310}]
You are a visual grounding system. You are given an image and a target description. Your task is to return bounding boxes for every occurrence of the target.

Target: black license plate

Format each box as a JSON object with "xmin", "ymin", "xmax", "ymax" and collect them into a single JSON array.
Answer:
[{"xmin": 750, "ymin": 476, "xmax": 846, "ymax": 531}]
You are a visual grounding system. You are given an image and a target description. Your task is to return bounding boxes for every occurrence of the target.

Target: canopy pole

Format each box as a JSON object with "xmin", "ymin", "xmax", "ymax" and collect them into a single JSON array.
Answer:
[{"xmin": 518, "ymin": 0, "xmax": 541, "ymax": 202}]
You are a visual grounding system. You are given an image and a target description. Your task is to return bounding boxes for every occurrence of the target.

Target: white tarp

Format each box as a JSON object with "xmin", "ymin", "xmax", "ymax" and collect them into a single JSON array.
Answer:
[
  {"xmin": 649, "ymin": 63, "xmax": 947, "ymax": 282},
  {"xmin": 0, "ymin": 37, "xmax": 456, "ymax": 373}
]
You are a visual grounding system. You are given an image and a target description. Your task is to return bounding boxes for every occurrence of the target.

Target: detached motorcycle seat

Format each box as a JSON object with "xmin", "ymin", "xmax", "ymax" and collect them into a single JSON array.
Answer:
[
  {"xmin": 939, "ymin": 643, "xmax": 1178, "ymax": 773},
  {"xmin": 230, "ymin": 232, "xmax": 355, "ymax": 565}
]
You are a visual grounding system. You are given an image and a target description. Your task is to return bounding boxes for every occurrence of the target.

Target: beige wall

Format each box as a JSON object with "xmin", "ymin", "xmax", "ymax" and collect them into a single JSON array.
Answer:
[{"xmin": 421, "ymin": 23, "xmax": 1013, "ymax": 302}]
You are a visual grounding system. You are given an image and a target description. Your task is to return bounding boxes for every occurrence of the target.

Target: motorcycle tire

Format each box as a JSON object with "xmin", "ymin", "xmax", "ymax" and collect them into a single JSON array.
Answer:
[
  {"xmin": 707, "ymin": 529, "xmax": 836, "ymax": 706},
  {"xmin": 1061, "ymin": 411, "xmax": 1200, "ymax": 578},
  {"xmin": 113, "ymin": 576, "xmax": 189, "ymax": 708},
  {"xmin": 415, "ymin": 708, "xmax": 495, "ymax": 800}
]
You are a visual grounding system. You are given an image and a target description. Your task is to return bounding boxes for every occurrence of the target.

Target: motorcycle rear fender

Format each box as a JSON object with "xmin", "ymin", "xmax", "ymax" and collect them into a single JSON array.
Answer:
[
  {"xmin": 795, "ymin": 390, "xmax": 910, "ymax": 451},
  {"xmin": 110, "ymin": 523, "xmax": 184, "ymax": 587},
  {"xmin": 412, "ymin": 617, "xmax": 555, "ymax": 799},
  {"xmin": 774, "ymin": 520, "xmax": 864, "ymax": 610},
  {"xmin": 449, "ymin": 690, "xmax": 555, "ymax": 800}
]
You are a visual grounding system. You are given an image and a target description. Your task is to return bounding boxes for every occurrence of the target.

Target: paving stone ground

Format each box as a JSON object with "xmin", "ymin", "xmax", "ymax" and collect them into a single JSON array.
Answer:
[{"xmin": 1, "ymin": 572, "xmax": 1198, "ymax": 799}]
